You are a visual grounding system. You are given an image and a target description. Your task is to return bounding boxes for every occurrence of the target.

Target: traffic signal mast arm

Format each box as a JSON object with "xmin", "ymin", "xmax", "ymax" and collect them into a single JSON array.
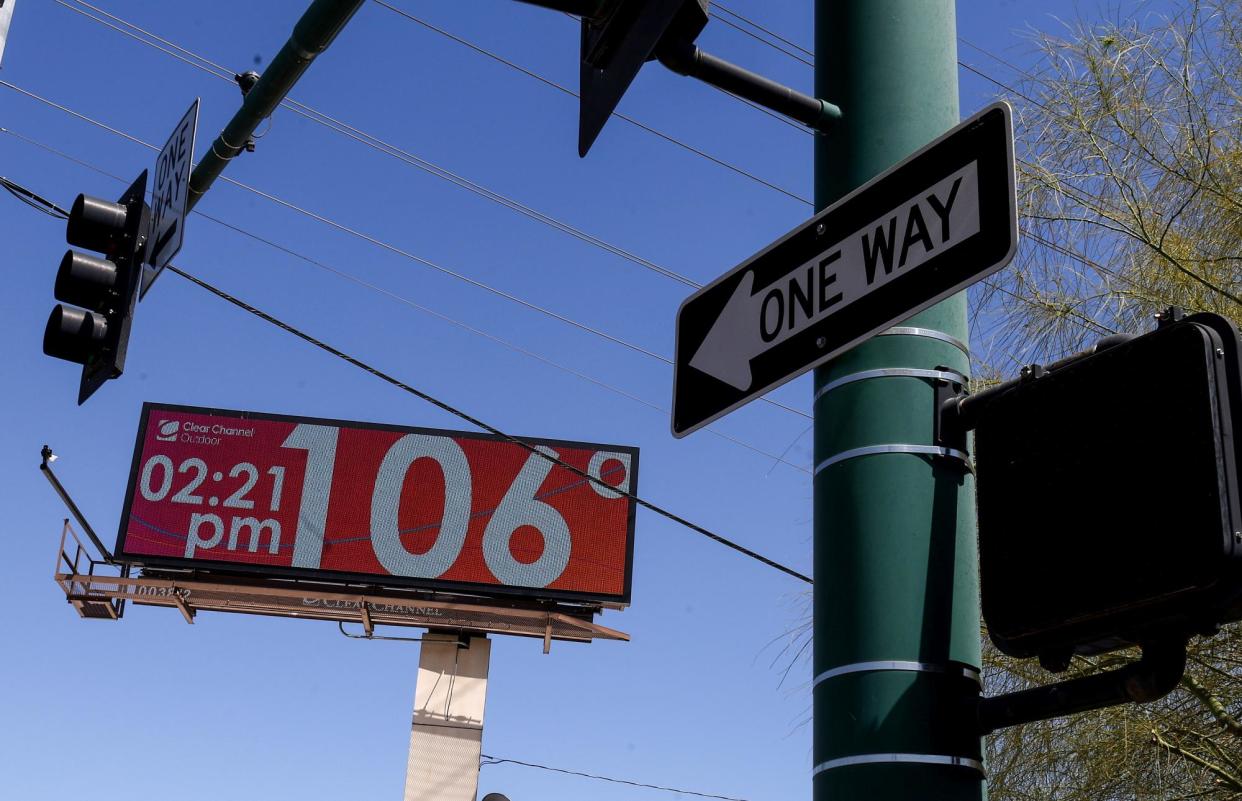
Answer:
[{"xmin": 186, "ymin": 0, "xmax": 364, "ymax": 213}]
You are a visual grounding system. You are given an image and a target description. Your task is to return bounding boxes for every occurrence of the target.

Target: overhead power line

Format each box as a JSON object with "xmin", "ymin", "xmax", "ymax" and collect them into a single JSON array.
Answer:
[
  {"xmin": 0, "ymin": 129, "xmax": 1109, "ymax": 377},
  {"xmin": 480, "ymin": 753, "xmax": 751, "ymax": 801},
  {"xmin": 57, "ymin": 0, "xmax": 696, "ymax": 289},
  {"xmin": 66, "ymin": 0, "xmax": 807, "ymax": 207},
  {"xmin": 680, "ymin": 8, "xmax": 1242, "ymax": 308},
  {"xmin": 0, "ymin": 78, "xmax": 815, "ymax": 421},
  {"xmin": 705, "ymin": 1, "xmax": 1242, "ymax": 236},
  {"xmin": 40, "ymin": 7, "xmax": 1202, "ymax": 413},
  {"xmin": 0, "ymin": 74, "xmax": 1133, "ymax": 428},
  {"xmin": 0, "ymin": 128, "xmax": 810, "ymax": 476},
  {"xmin": 712, "ymin": 3, "xmax": 814, "ymax": 59},
  {"xmin": 3, "ymin": 167, "xmax": 812, "ymax": 583},
  {"xmin": 51, "ymin": 0, "xmax": 816, "ymax": 424},
  {"xmin": 709, "ymin": 11, "xmax": 813, "ymax": 67},
  {"xmin": 0, "ymin": 174, "xmax": 69, "ymax": 217},
  {"xmin": 0, "ymin": 70, "xmax": 1148, "ymax": 371},
  {"xmin": 367, "ymin": 0, "xmax": 811, "ymax": 205},
  {"xmin": 161, "ymin": 262, "xmax": 814, "ymax": 584}
]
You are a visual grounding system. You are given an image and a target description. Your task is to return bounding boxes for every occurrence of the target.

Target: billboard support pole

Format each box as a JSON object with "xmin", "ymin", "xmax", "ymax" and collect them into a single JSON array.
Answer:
[
  {"xmin": 812, "ymin": 2, "xmax": 984, "ymax": 798},
  {"xmin": 404, "ymin": 633, "xmax": 491, "ymax": 801}
]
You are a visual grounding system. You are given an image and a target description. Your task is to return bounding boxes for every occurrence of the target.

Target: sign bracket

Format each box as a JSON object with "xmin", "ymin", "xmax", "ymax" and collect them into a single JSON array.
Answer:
[
  {"xmin": 574, "ymin": 0, "xmax": 840, "ymax": 155},
  {"xmin": 657, "ymin": 39, "xmax": 841, "ymax": 132},
  {"xmin": 976, "ymin": 639, "xmax": 1187, "ymax": 734}
]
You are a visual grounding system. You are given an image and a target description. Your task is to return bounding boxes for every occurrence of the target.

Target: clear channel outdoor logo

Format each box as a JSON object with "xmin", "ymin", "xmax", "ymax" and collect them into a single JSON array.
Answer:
[{"xmin": 153, "ymin": 417, "xmax": 256, "ymax": 445}]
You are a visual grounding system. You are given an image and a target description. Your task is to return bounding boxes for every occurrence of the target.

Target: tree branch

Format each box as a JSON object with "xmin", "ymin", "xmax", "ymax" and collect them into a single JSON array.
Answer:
[
  {"xmin": 1182, "ymin": 672, "xmax": 1242, "ymax": 738},
  {"xmin": 1151, "ymin": 726, "xmax": 1242, "ymax": 792}
]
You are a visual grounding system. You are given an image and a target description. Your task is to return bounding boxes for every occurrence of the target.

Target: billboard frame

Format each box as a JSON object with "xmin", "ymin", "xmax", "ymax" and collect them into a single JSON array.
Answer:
[{"xmin": 116, "ymin": 402, "xmax": 639, "ymax": 606}]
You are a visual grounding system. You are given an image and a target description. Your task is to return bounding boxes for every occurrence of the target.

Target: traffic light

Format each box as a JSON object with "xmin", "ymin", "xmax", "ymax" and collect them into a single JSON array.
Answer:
[
  {"xmin": 43, "ymin": 171, "xmax": 150, "ymax": 405},
  {"xmin": 968, "ymin": 312, "xmax": 1242, "ymax": 667}
]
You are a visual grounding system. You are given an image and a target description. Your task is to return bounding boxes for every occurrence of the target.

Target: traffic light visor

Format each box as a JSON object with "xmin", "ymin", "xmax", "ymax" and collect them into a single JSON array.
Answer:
[
  {"xmin": 54, "ymin": 251, "xmax": 118, "ymax": 310},
  {"xmin": 66, "ymin": 193, "xmax": 128, "ymax": 253},
  {"xmin": 43, "ymin": 304, "xmax": 108, "ymax": 364}
]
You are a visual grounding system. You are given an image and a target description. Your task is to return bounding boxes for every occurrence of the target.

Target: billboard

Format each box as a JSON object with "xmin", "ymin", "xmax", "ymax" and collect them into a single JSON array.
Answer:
[{"xmin": 117, "ymin": 404, "xmax": 638, "ymax": 604}]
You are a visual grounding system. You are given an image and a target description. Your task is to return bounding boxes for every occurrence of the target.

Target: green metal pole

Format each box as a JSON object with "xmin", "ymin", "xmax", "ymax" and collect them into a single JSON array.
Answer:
[
  {"xmin": 187, "ymin": 0, "xmax": 364, "ymax": 212},
  {"xmin": 812, "ymin": 2, "xmax": 984, "ymax": 799}
]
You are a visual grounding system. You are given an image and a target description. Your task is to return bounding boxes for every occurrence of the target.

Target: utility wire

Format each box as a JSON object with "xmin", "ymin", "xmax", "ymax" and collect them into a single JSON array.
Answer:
[
  {"xmin": 0, "ymin": 77, "xmax": 814, "ymax": 421},
  {"xmin": 669, "ymin": 8, "xmax": 1242, "ymax": 308},
  {"xmin": 57, "ymin": 0, "xmax": 697, "ymax": 289},
  {"xmin": 51, "ymin": 0, "xmax": 816, "ymax": 422},
  {"xmin": 15, "ymin": 5, "xmax": 1196, "ymax": 585},
  {"xmin": 0, "ymin": 79, "xmax": 1134, "ymax": 418},
  {"xmin": 367, "ymin": 0, "xmax": 811, "ymax": 205},
  {"xmin": 709, "ymin": 12, "xmax": 813, "ymax": 67},
  {"xmin": 709, "ymin": 1, "xmax": 1242, "ymax": 237},
  {"xmin": 712, "ymin": 3, "xmax": 814, "ymax": 59},
  {"xmin": 0, "ymin": 77, "xmax": 1135, "ymax": 360},
  {"xmin": 12, "ymin": 174, "xmax": 812, "ymax": 582},
  {"xmin": 37, "ymin": 9, "xmax": 1187, "ymax": 389},
  {"xmin": 480, "ymin": 754, "xmax": 751, "ymax": 801},
  {"xmin": 161, "ymin": 261, "xmax": 813, "ymax": 584},
  {"xmin": 0, "ymin": 175, "xmax": 69, "ymax": 217},
  {"xmin": 0, "ymin": 82, "xmax": 766, "ymax": 381},
  {"xmin": 0, "ymin": 145, "xmax": 1107, "ymax": 577},
  {"xmin": 0, "ymin": 129, "xmax": 810, "ymax": 475}
]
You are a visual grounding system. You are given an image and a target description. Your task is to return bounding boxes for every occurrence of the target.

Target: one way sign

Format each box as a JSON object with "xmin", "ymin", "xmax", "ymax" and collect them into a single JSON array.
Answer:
[
  {"xmin": 142, "ymin": 98, "xmax": 199, "ymax": 298},
  {"xmin": 672, "ymin": 102, "xmax": 1016, "ymax": 437}
]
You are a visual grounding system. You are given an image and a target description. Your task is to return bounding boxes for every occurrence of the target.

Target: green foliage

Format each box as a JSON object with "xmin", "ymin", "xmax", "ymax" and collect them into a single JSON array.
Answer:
[
  {"xmin": 978, "ymin": 3, "xmax": 1242, "ymax": 799},
  {"xmin": 974, "ymin": 0, "xmax": 1242, "ymax": 374},
  {"xmin": 986, "ymin": 636, "xmax": 1242, "ymax": 801}
]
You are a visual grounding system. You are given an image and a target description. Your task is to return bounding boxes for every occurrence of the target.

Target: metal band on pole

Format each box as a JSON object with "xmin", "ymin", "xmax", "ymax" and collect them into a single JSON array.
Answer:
[
  {"xmin": 813, "ymin": 754, "xmax": 986, "ymax": 776},
  {"xmin": 877, "ymin": 326, "xmax": 971, "ymax": 357},
  {"xmin": 813, "ymin": 660, "xmax": 982, "ymax": 688},
  {"xmin": 812, "ymin": 367, "xmax": 968, "ymax": 403},
  {"xmin": 814, "ymin": 444, "xmax": 972, "ymax": 475}
]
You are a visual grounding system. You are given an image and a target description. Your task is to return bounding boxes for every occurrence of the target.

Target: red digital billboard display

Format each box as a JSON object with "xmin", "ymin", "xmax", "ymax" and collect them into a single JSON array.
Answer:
[{"xmin": 117, "ymin": 404, "xmax": 638, "ymax": 604}]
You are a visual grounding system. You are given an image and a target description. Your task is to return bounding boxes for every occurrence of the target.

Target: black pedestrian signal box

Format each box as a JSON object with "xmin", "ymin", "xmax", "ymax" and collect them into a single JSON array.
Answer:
[{"xmin": 974, "ymin": 313, "xmax": 1242, "ymax": 663}]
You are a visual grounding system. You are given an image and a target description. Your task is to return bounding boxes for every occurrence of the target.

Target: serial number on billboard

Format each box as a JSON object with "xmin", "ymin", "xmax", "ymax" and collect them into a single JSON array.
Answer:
[{"xmin": 118, "ymin": 406, "xmax": 638, "ymax": 602}]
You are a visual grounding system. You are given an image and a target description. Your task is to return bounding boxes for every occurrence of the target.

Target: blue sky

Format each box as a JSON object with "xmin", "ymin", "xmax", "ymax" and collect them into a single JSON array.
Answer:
[{"xmin": 0, "ymin": 2, "xmax": 1162, "ymax": 799}]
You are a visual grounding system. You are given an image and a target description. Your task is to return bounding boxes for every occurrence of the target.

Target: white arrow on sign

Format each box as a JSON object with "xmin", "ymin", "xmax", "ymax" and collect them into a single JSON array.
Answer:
[
  {"xmin": 142, "ymin": 98, "xmax": 199, "ymax": 299},
  {"xmin": 690, "ymin": 161, "xmax": 981, "ymax": 391}
]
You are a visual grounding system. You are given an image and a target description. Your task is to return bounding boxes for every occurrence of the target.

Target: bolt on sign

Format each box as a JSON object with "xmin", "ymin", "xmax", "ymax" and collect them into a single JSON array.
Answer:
[{"xmin": 116, "ymin": 404, "xmax": 639, "ymax": 605}]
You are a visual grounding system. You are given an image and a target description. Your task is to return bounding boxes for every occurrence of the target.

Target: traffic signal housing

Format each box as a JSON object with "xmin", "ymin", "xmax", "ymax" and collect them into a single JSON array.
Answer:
[
  {"xmin": 968, "ymin": 312, "xmax": 1242, "ymax": 666},
  {"xmin": 43, "ymin": 171, "xmax": 150, "ymax": 404},
  {"xmin": 577, "ymin": 0, "xmax": 707, "ymax": 156}
]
